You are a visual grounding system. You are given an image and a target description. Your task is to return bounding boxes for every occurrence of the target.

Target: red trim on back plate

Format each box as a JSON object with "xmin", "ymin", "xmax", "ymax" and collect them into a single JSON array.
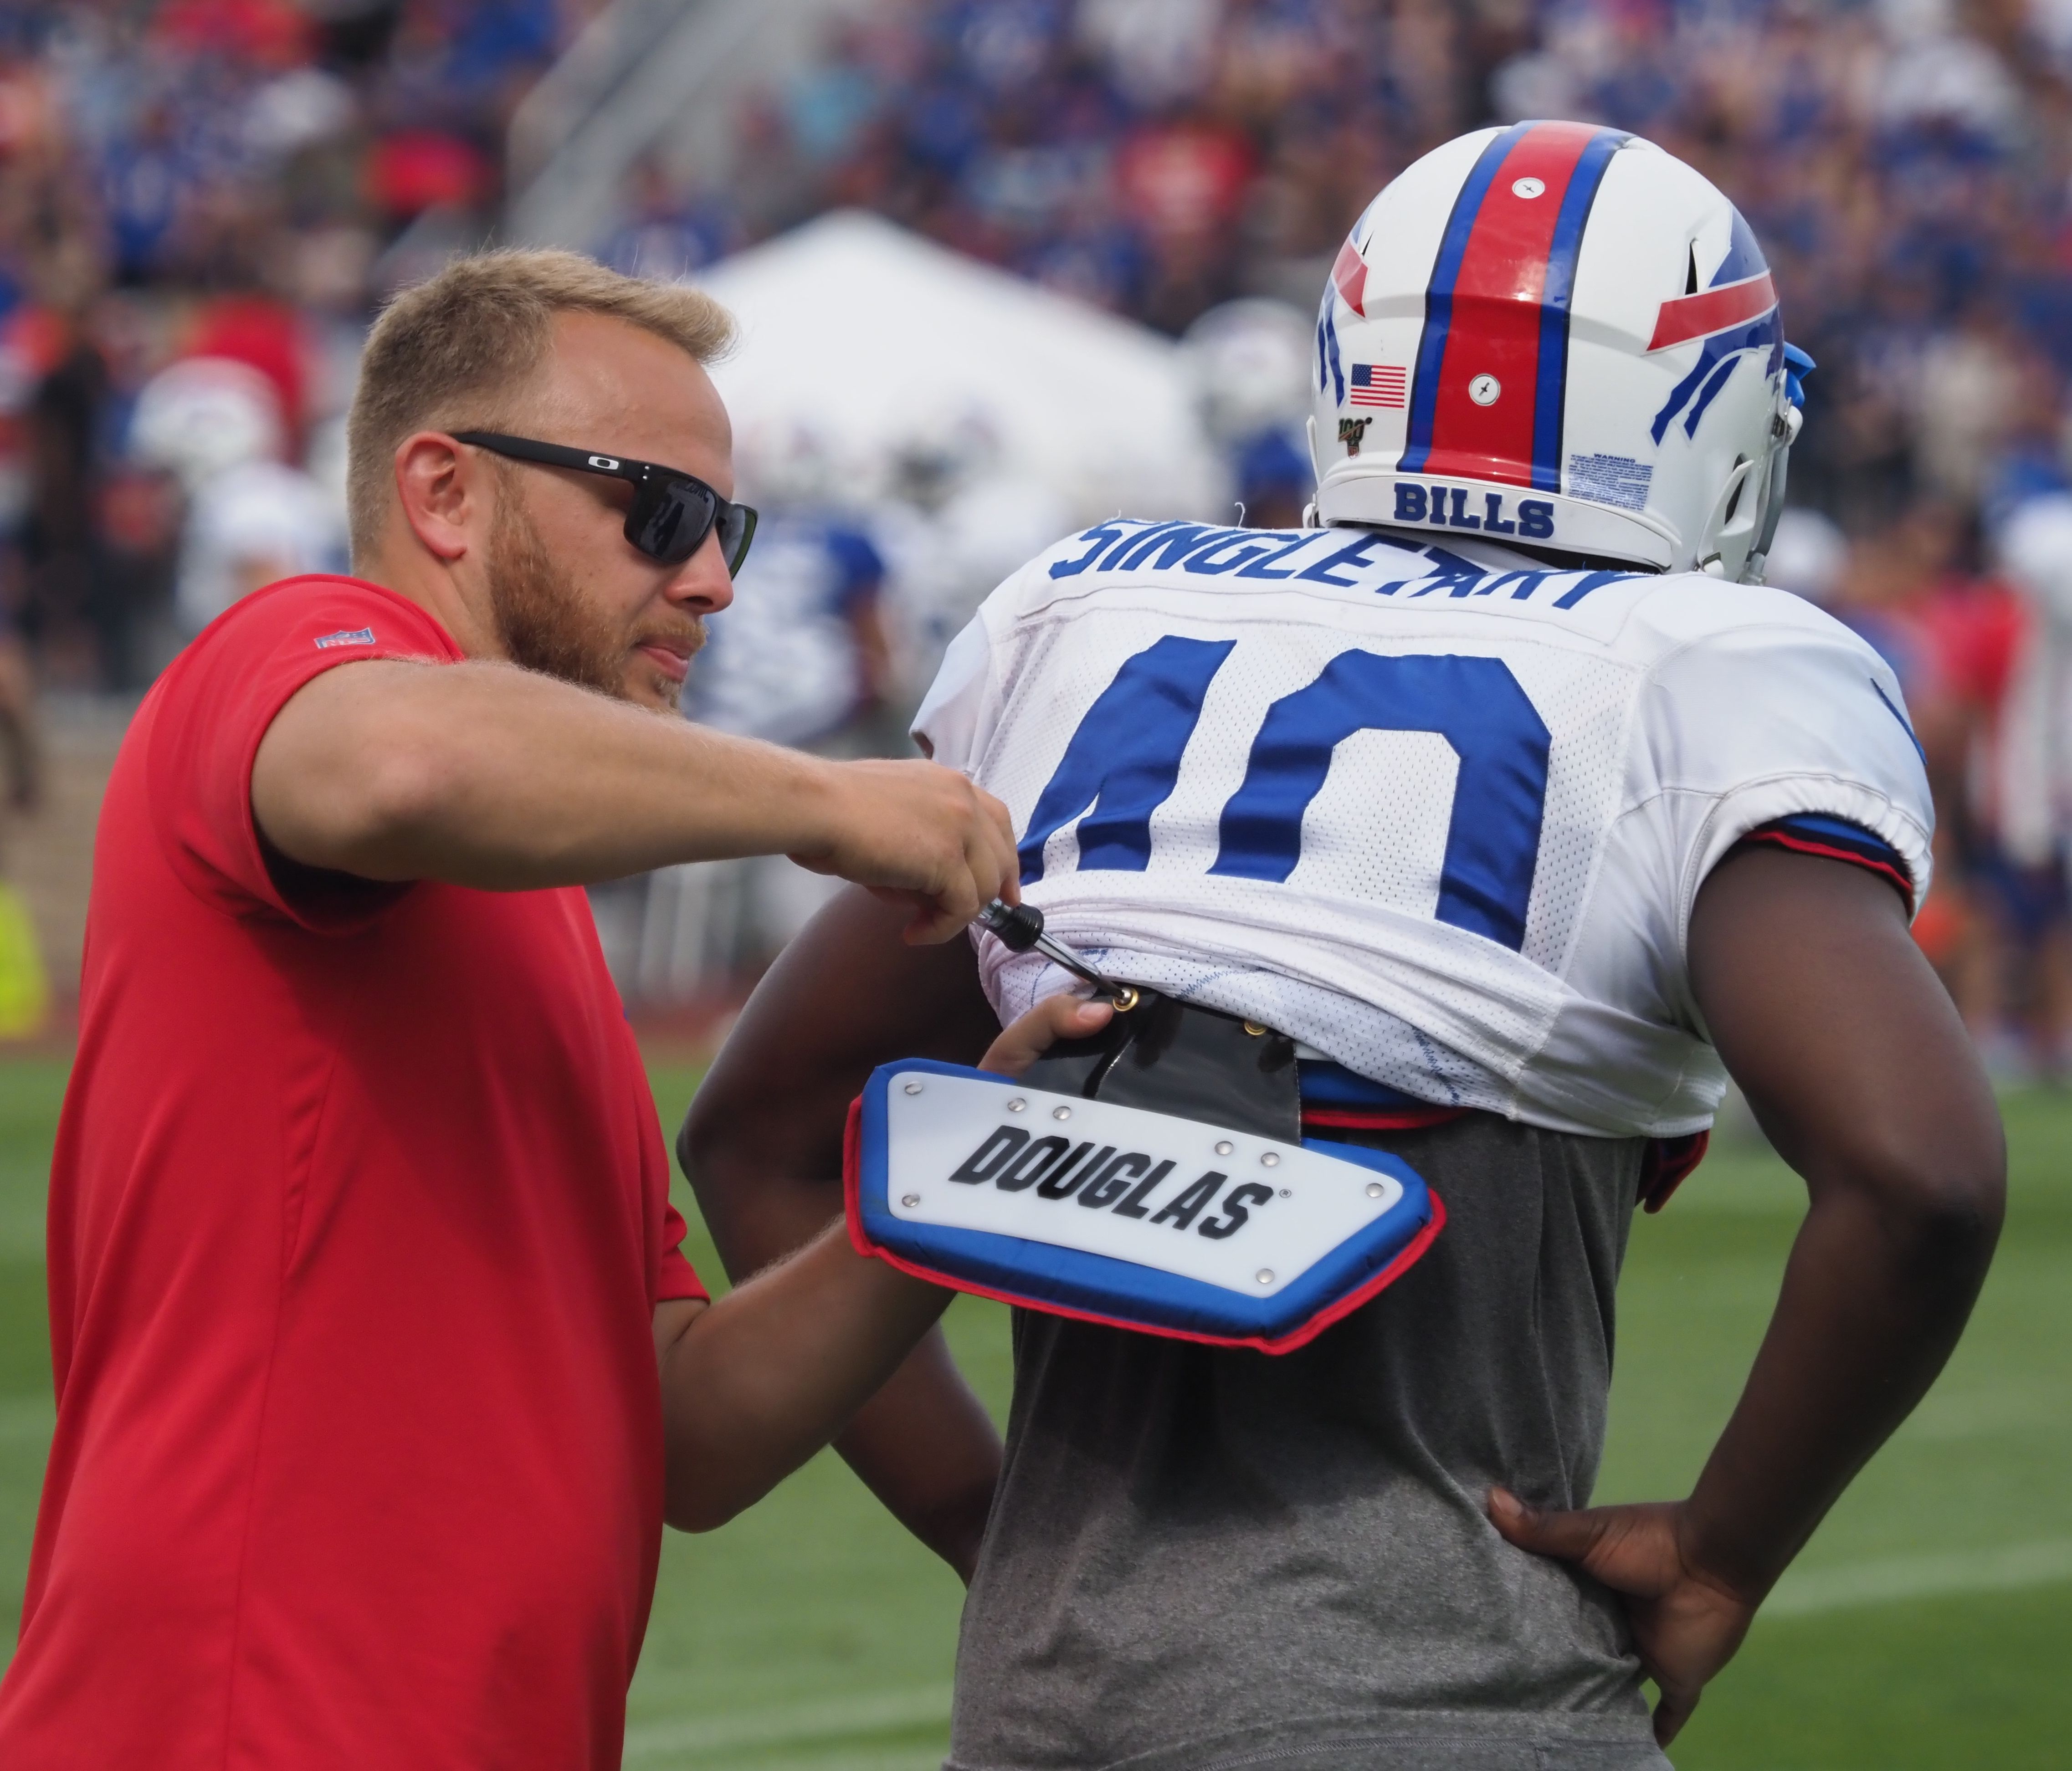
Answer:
[
  {"xmin": 851, "ymin": 1191, "xmax": 1448, "ymax": 1357},
  {"xmin": 1641, "ymin": 1129, "xmax": 1710, "ymax": 1213},
  {"xmin": 1303, "ymin": 1106, "xmax": 1468, "ymax": 1131}
]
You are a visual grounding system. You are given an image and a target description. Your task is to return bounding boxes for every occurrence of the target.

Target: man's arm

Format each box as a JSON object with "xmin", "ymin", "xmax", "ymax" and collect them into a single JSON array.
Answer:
[
  {"xmin": 651, "ymin": 1228, "xmax": 954, "ymax": 1532},
  {"xmin": 680, "ymin": 886, "xmax": 1008, "ymax": 1579},
  {"xmin": 251, "ymin": 659, "xmax": 1016, "ymax": 939},
  {"xmin": 658, "ymin": 993, "xmax": 1108, "ymax": 1534},
  {"xmin": 1490, "ymin": 846, "xmax": 2005, "ymax": 1745}
]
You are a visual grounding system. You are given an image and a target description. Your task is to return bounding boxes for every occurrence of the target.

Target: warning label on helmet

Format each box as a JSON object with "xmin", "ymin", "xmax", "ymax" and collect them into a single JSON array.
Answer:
[{"xmin": 1566, "ymin": 454, "xmax": 1654, "ymax": 512}]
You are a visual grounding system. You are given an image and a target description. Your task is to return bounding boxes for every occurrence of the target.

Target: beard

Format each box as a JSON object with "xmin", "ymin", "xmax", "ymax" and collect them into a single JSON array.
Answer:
[{"xmin": 485, "ymin": 479, "xmax": 703, "ymax": 706}]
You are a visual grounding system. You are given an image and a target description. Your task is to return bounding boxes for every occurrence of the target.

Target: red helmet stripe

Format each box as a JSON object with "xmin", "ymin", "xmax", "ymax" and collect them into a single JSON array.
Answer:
[
  {"xmin": 1332, "ymin": 237, "xmax": 1368, "ymax": 317},
  {"xmin": 1409, "ymin": 121, "xmax": 1609, "ymax": 489},
  {"xmin": 1646, "ymin": 271, "xmax": 1780, "ymax": 352}
]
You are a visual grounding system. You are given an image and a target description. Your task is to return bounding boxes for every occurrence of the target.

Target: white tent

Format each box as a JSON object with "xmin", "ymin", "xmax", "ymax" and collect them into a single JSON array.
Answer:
[{"xmin": 694, "ymin": 210, "xmax": 1226, "ymax": 526}]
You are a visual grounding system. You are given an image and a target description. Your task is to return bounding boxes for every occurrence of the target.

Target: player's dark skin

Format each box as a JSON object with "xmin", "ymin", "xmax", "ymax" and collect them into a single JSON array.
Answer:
[{"xmin": 683, "ymin": 844, "xmax": 2004, "ymax": 1747}]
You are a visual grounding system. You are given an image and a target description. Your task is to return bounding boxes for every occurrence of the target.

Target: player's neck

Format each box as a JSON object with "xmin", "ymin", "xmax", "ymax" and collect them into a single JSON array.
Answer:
[{"xmin": 1361, "ymin": 524, "xmax": 1654, "ymax": 577}]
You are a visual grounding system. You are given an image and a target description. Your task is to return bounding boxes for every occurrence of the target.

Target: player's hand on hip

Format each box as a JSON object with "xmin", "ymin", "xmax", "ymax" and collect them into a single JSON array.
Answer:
[
  {"xmin": 980, "ymin": 994, "xmax": 1114, "ymax": 1077},
  {"xmin": 1487, "ymin": 1489, "xmax": 1756, "ymax": 1748},
  {"xmin": 789, "ymin": 758, "xmax": 1020, "ymax": 943}
]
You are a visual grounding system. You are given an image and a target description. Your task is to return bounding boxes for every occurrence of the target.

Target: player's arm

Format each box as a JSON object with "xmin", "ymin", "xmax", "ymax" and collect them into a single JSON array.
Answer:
[
  {"xmin": 1490, "ymin": 845, "xmax": 2005, "ymax": 1745},
  {"xmin": 678, "ymin": 886, "xmax": 1010, "ymax": 1578},
  {"xmin": 250, "ymin": 659, "xmax": 1017, "ymax": 939},
  {"xmin": 656, "ymin": 991, "xmax": 1107, "ymax": 1532}
]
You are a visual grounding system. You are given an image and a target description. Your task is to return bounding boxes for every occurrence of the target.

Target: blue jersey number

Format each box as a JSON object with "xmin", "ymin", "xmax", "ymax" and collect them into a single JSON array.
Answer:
[{"xmin": 1020, "ymin": 639, "xmax": 1551, "ymax": 952}]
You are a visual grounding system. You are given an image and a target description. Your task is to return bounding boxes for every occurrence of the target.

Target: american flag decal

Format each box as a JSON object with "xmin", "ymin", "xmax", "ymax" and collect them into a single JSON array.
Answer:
[{"xmin": 1349, "ymin": 363, "xmax": 1406, "ymax": 408}]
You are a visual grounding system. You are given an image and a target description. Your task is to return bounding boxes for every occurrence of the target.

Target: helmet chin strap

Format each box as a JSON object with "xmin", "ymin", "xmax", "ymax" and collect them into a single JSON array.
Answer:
[
  {"xmin": 1696, "ymin": 456, "xmax": 1761, "ymax": 579},
  {"xmin": 1746, "ymin": 348, "xmax": 1815, "ymax": 584},
  {"xmin": 1744, "ymin": 432, "xmax": 1796, "ymax": 584}
]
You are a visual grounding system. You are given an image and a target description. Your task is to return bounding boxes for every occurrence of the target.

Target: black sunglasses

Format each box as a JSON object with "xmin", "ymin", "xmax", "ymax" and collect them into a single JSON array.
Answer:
[{"xmin": 451, "ymin": 431, "xmax": 758, "ymax": 573}]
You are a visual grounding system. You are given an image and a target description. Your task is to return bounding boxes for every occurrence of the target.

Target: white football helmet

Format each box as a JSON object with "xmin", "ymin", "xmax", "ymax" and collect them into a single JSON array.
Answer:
[
  {"xmin": 1309, "ymin": 122, "xmax": 1810, "ymax": 581},
  {"xmin": 129, "ymin": 357, "xmax": 287, "ymax": 495},
  {"xmin": 1180, "ymin": 298, "xmax": 1315, "ymax": 443}
]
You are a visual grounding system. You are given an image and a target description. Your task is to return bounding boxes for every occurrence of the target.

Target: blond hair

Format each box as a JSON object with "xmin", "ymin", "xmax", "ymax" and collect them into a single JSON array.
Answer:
[{"xmin": 345, "ymin": 248, "xmax": 735, "ymax": 557}]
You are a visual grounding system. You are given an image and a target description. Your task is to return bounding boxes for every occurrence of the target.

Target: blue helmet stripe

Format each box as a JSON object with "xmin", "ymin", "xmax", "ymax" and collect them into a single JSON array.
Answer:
[
  {"xmin": 1399, "ymin": 123, "xmax": 1532, "ymax": 476},
  {"xmin": 1530, "ymin": 128, "xmax": 1628, "ymax": 492}
]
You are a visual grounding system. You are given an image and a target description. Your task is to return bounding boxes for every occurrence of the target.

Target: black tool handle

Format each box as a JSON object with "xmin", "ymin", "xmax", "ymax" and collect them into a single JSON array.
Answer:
[{"xmin": 976, "ymin": 898, "xmax": 1046, "ymax": 953}]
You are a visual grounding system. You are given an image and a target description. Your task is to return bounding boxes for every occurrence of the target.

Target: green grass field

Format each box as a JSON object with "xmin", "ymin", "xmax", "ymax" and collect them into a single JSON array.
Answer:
[{"xmin": 0, "ymin": 1056, "xmax": 2066, "ymax": 1768}]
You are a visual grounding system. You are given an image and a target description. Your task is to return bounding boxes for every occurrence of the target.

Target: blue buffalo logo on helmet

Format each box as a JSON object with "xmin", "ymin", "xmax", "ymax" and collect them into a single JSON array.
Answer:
[
  {"xmin": 1646, "ymin": 210, "xmax": 1782, "ymax": 444},
  {"xmin": 1310, "ymin": 121, "xmax": 1809, "ymax": 583}
]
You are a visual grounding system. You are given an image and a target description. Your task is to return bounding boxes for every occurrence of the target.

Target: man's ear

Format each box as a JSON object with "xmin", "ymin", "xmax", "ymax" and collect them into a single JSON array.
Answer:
[{"xmin": 392, "ymin": 432, "xmax": 481, "ymax": 563}]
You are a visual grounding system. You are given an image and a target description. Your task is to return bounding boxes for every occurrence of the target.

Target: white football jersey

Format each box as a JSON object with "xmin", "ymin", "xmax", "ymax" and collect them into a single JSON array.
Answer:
[{"xmin": 914, "ymin": 519, "xmax": 1934, "ymax": 1138}]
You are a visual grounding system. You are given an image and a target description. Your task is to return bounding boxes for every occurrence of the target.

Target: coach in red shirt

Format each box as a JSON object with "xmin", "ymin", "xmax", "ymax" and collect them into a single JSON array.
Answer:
[{"xmin": 0, "ymin": 251, "xmax": 1019, "ymax": 1769}]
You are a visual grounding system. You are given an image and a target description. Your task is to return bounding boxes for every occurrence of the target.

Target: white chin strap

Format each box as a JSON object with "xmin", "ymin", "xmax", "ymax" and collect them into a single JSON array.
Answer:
[
  {"xmin": 1743, "ymin": 407, "xmax": 1802, "ymax": 585},
  {"xmin": 1699, "ymin": 400, "xmax": 1802, "ymax": 583}
]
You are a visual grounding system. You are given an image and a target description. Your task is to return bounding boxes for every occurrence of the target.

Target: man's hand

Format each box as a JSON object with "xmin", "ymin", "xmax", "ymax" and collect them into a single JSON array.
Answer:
[
  {"xmin": 789, "ymin": 758, "xmax": 1021, "ymax": 943},
  {"xmin": 979, "ymin": 991, "xmax": 1113, "ymax": 1073},
  {"xmin": 1487, "ymin": 1490, "xmax": 1754, "ymax": 1747}
]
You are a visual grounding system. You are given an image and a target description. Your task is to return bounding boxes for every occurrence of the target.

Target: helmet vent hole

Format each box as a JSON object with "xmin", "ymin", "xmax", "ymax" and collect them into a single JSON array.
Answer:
[{"xmin": 1686, "ymin": 243, "xmax": 1700, "ymax": 295}]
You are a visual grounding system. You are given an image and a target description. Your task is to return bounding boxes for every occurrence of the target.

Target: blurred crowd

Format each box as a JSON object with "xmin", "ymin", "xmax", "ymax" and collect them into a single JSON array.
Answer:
[
  {"xmin": 0, "ymin": 0, "xmax": 563, "ymax": 689},
  {"xmin": 687, "ymin": 0, "xmax": 2072, "ymax": 536},
  {"xmin": 9, "ymin": 0, "xmax": 2072, "ymax": 1062}
]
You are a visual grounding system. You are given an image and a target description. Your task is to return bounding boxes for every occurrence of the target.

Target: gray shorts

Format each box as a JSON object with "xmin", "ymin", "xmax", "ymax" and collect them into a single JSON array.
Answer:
[{"xmin": 944, "ymin": 1111, "xmax": 1671, "ymax": 1771}]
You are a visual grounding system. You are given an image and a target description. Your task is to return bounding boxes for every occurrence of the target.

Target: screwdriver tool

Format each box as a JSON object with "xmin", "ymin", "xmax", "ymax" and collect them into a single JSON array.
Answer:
[{"xmin": 974, "ymin": 900, "xmax": 1139, "ymax": 1009}]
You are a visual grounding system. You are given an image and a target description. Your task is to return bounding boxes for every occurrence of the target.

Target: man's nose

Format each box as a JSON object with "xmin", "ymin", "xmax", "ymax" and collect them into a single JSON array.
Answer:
[{"xmin": 666, "ymin": 529, "xmax": 736, "ymax": 614}]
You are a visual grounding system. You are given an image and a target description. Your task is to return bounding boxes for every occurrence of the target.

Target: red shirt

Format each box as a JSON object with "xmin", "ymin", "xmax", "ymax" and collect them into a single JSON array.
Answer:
[{"xmin": 0, "ymin": 577, "xmax": 705, "ymax": 1769}]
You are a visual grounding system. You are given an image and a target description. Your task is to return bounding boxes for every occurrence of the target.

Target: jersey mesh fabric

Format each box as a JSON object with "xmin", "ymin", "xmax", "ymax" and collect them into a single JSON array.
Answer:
[
  {"xmin": 916, "ymin": 522, "xmax": 1934, "ymax": 1138},
  {"xmin": 0, "ymin": 576, "xmax": 705, "ymax": 1771}
]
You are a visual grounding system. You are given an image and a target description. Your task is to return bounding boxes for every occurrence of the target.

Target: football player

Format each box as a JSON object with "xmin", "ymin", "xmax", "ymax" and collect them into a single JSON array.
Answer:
[{"xmin": 683, "ymin": 123, "xmax": 2004, "ymax": 1769}]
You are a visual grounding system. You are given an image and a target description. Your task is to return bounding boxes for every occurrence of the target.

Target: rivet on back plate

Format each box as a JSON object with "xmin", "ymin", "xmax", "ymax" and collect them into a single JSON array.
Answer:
[
  {"xmin": 902, "ymin": 1193, "xmax": 921, "ymax": 1208},
  {"xmin": 1365, "ymin": 1182, "xmax": 1385, "ymax": 1198},
  {"xmin": 1255, "ymin": 1269, "xmax": 1275, "ymax": 1285},
  {"xmin": 903, "ymin": 1081, "xmax": 924, "ymax": 1095},
  {"xmin": 1260, "ymin": 1152, "xmax": 1280, "ymax": 1167},
  {"xmin": 1007, "ymin": 1098, "xmax": 1027, "ymax": 1113},
  {"xmin": 1214, "ymin": 1140, "xmax": 1235, "ymax": 1157}
]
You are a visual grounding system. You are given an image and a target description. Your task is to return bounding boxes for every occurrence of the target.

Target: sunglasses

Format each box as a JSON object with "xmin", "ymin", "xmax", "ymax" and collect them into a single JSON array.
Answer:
[{"xmin": 451, "ymin": 431, "xmax": 758, "ymax": 573}]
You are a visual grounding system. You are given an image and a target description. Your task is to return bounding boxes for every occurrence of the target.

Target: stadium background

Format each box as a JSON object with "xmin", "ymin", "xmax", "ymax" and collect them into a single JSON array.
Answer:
[{"xmin": 0, "ymin": 0, "xmax": 2065, "ymax": 1764}]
